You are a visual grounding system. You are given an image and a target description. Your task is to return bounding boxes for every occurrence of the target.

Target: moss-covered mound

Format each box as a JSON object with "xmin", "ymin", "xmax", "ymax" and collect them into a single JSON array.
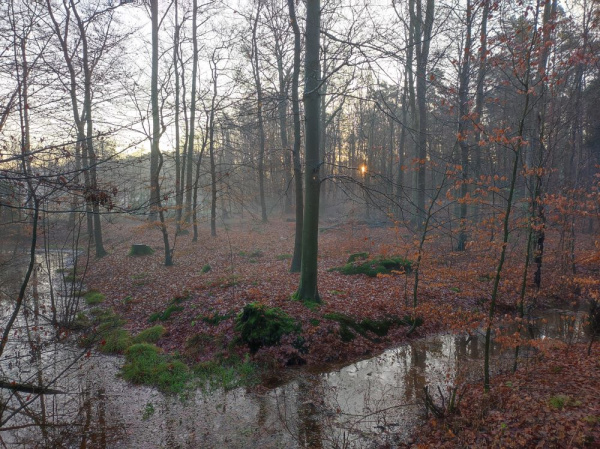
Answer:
[
  {"xmin": 331, "ymin": 255, "xmax": 413, "ymax": 277},
  {"xmin": 129, "ymin": 244, "xmax": 154, "ymax": 256},
  {"xmin": 323, "ymin": 312, "xmax": 413, "ymax": 342},
  {"xmin": 121, "ymin": 343, "xmax": 189, "ymax": 393},
  {"xmin": 235, "ymin": 302, "xmax": 300, "ymax": 352}
]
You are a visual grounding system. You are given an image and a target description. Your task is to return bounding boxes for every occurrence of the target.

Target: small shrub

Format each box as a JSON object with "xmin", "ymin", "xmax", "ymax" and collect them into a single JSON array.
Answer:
[
  {"xmin": 201, "ymin": 264, "xmax": 212, "ymax": 273},
  {"xmin": 148, "ymin": 304, "xmax": 184, "ymax": 323},
  {"xmin": 235, "ymin": 302, "xmax": 300, "ymax": 352},
  {"xmin": 121, "ymin": 343, "xmax": 189, "ymax": 393},
  {"xmin": 129, "ymin": 244, "xmax": 154, "ymax": 256},
  {"xmin": 330, "ymin": 256, "xmax": 412, "ymax": 277},
  {"xmin": 142, "ymin": 402, "xmax": 155, "ymax": 420},
  {"xmin": 133, "ymin": 325, "xmax": 166, "ymax": 344},
  {"xmin": 84, "ymin": 290, "xmax": 105, "ymax": 305},
  {"xmin": 347, "ymin": 252, "xmax": 369, "ymax": 263},
  {"xmin": 549, "ymin": 394, "xmax": 570, "ymax": 410}
]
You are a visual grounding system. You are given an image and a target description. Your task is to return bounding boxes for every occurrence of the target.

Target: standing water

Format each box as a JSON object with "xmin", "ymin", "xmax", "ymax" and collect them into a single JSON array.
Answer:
[{"xmin": 0, "ymin": 252, "xmax": 589, "ymax": 448}]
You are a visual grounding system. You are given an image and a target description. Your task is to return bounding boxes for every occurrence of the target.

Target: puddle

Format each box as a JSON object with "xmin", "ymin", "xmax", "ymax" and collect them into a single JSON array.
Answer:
[{"xmin": 0, "ymin": 251, "xmax": 591, "ymax": 448}]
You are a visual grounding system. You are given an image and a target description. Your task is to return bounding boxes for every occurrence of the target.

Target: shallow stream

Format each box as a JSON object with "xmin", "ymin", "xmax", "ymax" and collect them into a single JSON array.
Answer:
[{"xmin": 0, "ymin": 252, "xmax": 589, "ymax": 448}]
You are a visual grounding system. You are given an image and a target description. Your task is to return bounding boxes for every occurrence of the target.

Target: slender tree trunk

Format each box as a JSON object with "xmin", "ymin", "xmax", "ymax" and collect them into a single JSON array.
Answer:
[
  {"xmin": 473, "ymin": 0, "xmax": 489, "ymax": 193},
  {"xmin": 173, "ymin": 1, "xmax": 183, "ymax": 233},
  {"xmin": 251, "ymin": 6, "xmax": 268, "ymax": 222},
  {"xmin": 150, "ymin": 0, "xmax": 172, "ymax": 266},
  {"xmin": 295, "ymin": 0, "xmax": 321, "ymax": 302},
  {"xmin": 414, "ymin": 0, "xmax": 434, "ymax": 229},
  {"xmin": 209, "ymin": 58, "xmax": 218, "ymax": 238},
  {"xmin": 530, "ymin": 0, "xmax": 556, "ymax": 289},
  {"xmin": 457, "ymin": 0, "xmax": 472, "ymax": 251},
  {"xmin": 149, "ymin": 0, "xmax": 160, "ymax": 223},
  {"xmin": 184, "ymin": 0, "xmax": 198, "ymax": 225},
  {"xmin": 288, "ymin": 0, "xmax": 303, "ymax": 273},
  {"xmin": 192, "ymin": 117, "xmax": 208, "ymax": 242},
  {"xmin": 74, "ymin": 3, "xmax": 106, "ymax": 258},
  {"xmin": 484, "ymin": 36, "xmax": 535, "ymax": 392},
  {"xmin": 396, "ymin": 76, "xmax": 408, "ymax": 214},
  {"xmin": 275, "ymin": 39, "xmax": 292, "ymax": 214}
]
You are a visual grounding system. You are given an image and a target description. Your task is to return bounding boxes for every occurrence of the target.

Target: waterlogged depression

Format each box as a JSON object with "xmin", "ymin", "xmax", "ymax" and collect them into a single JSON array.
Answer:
[{"xmin": 0, "ymin": 251, "xmax": 589, "ymax": 448}]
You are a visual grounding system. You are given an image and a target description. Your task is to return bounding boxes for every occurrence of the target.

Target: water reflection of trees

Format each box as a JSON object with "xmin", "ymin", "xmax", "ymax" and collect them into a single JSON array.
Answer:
[{"xmin": 0, "ymin": 249, "xmax": 125, "ymax": 448}]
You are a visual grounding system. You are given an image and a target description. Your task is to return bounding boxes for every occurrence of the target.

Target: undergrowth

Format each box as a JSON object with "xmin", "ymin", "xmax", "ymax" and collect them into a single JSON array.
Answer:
[
  {"xmin": 235, "ymin": 302, "xmax": 300, "ymax": 352},
  {"xmin": 330, "ymin": 255, "xmax": 413, "ymax": 277}
]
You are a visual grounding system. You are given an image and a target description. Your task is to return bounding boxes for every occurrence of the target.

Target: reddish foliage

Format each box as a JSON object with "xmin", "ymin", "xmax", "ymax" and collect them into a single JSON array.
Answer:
[
  {"xmin": 82, "ymin": 218, "xmax": 597, "ymax": 368},
  {"xmin": 405, "ymin": 343, "xmax": 600, "ymax": 448}
]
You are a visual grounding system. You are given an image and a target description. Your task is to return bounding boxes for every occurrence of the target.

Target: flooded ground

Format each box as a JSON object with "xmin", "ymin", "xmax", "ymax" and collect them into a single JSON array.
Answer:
[{"xmin": 0, "ymin": 251, "xmax": 590, "ymax": 448}]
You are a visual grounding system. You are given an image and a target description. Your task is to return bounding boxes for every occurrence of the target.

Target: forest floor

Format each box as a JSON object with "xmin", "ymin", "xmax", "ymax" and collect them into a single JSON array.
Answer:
[{"xmin": 81, "ymin": 215, "xmax": 600, "ymax": 447}]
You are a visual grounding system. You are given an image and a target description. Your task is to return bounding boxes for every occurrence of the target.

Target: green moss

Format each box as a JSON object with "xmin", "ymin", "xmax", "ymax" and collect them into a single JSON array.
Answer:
[
  {"xmin": 235, "ymin": 302, "xmax": 300, "ymax": 352},
  {"xmin": 201, "ymin": 311, "xmax": 234, "ymax": 325},
  {"xmin": 142, "ymin": 402, "xmax": 155, "ymax": 420},
  {"xmin": 128, "ymin": 244, "xmax": 154, "ymax": 256},
  {"xmin": 148, "ymin": 304, "xmax": 184, "ymax": 323},
  {"xmin": 403, "ymin": 315, "xmax": 424, "ymax": 327},
  {"xmin": 276, "ymin": 254, "xmax": 292, "ymax": 261},
  {"xmin": 133, "ymin": 325, "xmax": 166, "ymax": 344},
  {"xmin": 323, "ymin": 312, "xmax": 410, "ymax": 342},
  {"xmin": 70, "ymin": 312, "xmax": 91, "ymax": 330},
  {"xmin": 347, "ymin": 252, "xmax": 369, "ymax": 263},
  {"xmin": 201, "ymin": 264, "xmax": 212, "ymax": 273},
  {"xmin": 549, "ymin": 394, "xmax": 570, "ymax": 410},
  {"xmin": 194, "ymin": 354, "xmax": 258, "ymax": 392},
  {"xmin": 84, "ymin": 290, "xmax": 105, "ymax": 305},
  {"xmin": 100, "ymin": 328, "xmax": 132, "ymax": 354},
  {"xmin": 239, "ymin": 249, "xmax": 263, "ymax": 258},
  {"xmin": 171, "ymin": 291, "xmax": 191, "ymax": 304},
  {"xmin": 330, "ymin": 256, "xmax": 412, "ymax": 277},
  {"xmin": 121, "ymin": 343, "xmax": 190, "ymax": 393},
  {"xmin": 64, "ymin": 273, "xmax": 80, "ymax": 283},
  {"xmin": 309, "ymin": 318, "xmax": 320, "ymax": 326}
]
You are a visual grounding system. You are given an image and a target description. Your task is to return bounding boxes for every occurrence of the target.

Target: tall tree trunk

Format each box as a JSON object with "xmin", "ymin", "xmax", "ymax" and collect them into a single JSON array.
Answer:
[
  {"xmin": 288, "ymin": 0, "xmax": 303, "ymax": 273},
  {"xmin": 414, "ymin": 0, "xmax": 435, "ymax": 229},
  {"xmin": 531, "ymin": 0, "xmax": 556, "ymax": 289},
  {"xmin": 275, "ymin": 39, "xmax": 292, "ymax": 214},
  {"xmin": 295, "ymin": 0, "xmax": 321, "ymax": 302},
  {"xmin": 149, "ymin": 0, "xmax": 160, "ymax": 223},
  {"xmin": 185, "ymin": 0, "xmax": 198, "ymax": 225},
  {"xmin": 457, "ymin": 0, "xmax": 472, "ymax": 251},
  {"xmin": 150, "ymin": 0, "xmax": 172, "ymax": 266},
  {"xmin": 396, "ymin": 76, "xmax": 408, "ymax": 214},
  {"xmin": 209, "ymin": 57, "xmax": 218, "ymax": 238},
  {"xmin": 73, "ymin": 3, "xmax": 106, "ymax": 258},
  {"xmin": 473, "ymin": 0, "xmax": 489, "ymax": 191},
  {"xmin": 251, "ymin": 5, "xmax": 268, "ymax": 222},
  {"xmin": 173, "ymin": 1, "xmax": 183, "ymax": 233}
]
